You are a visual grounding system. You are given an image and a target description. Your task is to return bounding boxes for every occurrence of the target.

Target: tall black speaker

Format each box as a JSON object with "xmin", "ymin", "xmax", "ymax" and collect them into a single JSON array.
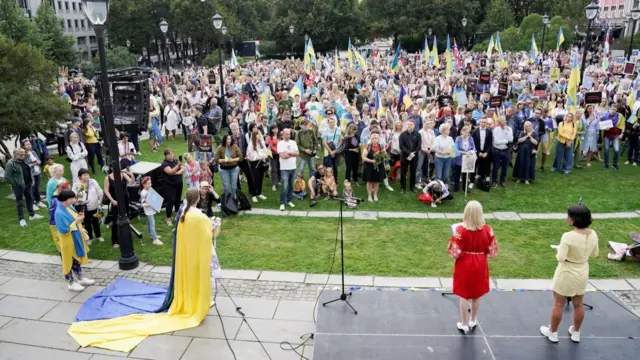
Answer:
[{"xmin": 95, "ymin": 67, "xmax": 152, "ymax": 133}]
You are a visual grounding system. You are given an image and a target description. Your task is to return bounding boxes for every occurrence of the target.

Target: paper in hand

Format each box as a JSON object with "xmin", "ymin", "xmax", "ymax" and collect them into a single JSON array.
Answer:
[{"xmin": 550, "ymin": 244, "xmax": 560, "ymax": 250}]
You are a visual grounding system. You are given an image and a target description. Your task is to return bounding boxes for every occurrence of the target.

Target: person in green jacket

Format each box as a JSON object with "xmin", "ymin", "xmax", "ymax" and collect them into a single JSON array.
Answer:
[
  {"xmin": 5, "ymin": 148, "xmax": 44, "ymax": 227},
  {"xmin": 296, "ymin": 120, "xmax": 318, "ymax": 177}
]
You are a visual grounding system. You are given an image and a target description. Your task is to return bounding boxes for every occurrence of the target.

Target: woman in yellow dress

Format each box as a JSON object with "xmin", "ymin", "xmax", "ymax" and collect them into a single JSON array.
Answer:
[
  {"xmin": 54, "ymin": 190, "xmax": 95, "ymax": 291},
  {"xmin": 68, "ymin": 189, "xmax": 214, "ymax": 352},
  {"xmin": 540, "ymin": 204, "xmax": 599, "ymax": 344}
]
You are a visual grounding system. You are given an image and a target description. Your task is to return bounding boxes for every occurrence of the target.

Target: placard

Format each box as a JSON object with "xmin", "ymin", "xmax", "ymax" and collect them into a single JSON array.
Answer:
[
  {"xmin": 455, "ymin": 90, "xmax": 468, "ymax": 106},
  {"xmin": 624, "ymin": 62, "xmax": 636, "ymax": 75},
  {"xmin": 466, "ymin": 78, "xmax": 477, "ymax": 93},
  {"xmin": 489, "ymin": 96, "xmax": 502, "ymax": 108},
  {"xmin": 533, "ymin": 84, "xmax": 547, "ymax": 99},
  {"xmin": 461, "ymin": 153, "xmax": 477, "ymax": 173},
  {"xmin": 479, "ymin": 71, "xmax": 491, "ymax": 84},
  {"xmin": 198, "ymin": 134, "xmax": 213, "ymax": 152},
  {"xmin": 615, "ymin": 57, "xmax": 626, "ymax": 64},
  {"xmin": 549, "ymin": 68, "xmax": 560, "ymax": 82},
  {"xmin": 145, "ymin": 187, "xmax": 164, "ymax": 213},
  {"xmin": 582, "ymin": 76, "xmax": 594, "ymax": 90},
  {"xmin": 585, "ymin": 91, "xmax": 602, "ymax": 104},
  {"xmin": 498, "ymin": 82, "xmax": 508, "ymax": 97},
  {"xmin": 480, "ymin": 59, "xmax": 487, "ymax": 68},
  {"xmin": 633, "ymin": 49, "xmax": 639, "ymax": 57}
]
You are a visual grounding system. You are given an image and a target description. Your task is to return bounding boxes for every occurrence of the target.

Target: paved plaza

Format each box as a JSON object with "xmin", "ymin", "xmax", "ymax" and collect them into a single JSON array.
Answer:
[{"xmin": 0, "ymin": 252, "xmax": 638, "ymax": 359}]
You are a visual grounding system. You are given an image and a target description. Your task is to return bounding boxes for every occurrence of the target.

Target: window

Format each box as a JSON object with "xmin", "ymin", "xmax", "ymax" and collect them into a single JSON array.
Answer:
[
  {"xmin": 77, "ymin": 37, "xmax": 85, "ymax": 46},
  {"xmin": 72, "ymin": 2, "xmax": 76, "ymax": 11},
  {"xmin": 89, "ymin": 36, "xmax": 96, "ymax": 44},
  {"xmin": 58, "ymin": 1, "xmax": 62, "ymax": 10},
  {"xmin": 79, "ymin": 3, "xmax": 82, "ymax": 11},
  {"xmin": 64, "ymin": 1, "xmax": 68, "ymax": 11},
  {"xmin": 75, "ymin": 19, "xmax": 79, "ymax": 29},
  {"xmin": 81, "ymin": 20, "xmax": 85, "ymax": 29},
  {"xmin": 67, "ymin": 19, "xmax": 72, "ymax": 29}
]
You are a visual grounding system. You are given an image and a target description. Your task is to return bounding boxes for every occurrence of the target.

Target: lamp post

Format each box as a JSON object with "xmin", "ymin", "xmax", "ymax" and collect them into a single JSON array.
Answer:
[
  {"xmin": 212, "ymin": 13, "xmax": 226, "ymax": 125},
  {"xmin": 289, "ymin": 25, "xmax": 294, "ymax": 56},
  {"xmin": 541, "ymin": 13, "xmax": 550, "ymax": 53},
  {"xmin": 125, "ymin": 39, "xmax": 130, "ymax": 47},
  {"xmin": 627, "ymin": 8, "xmax": 640, "ymax": 60},
  {"xmin": 304, "ymin": 34, "xmax": 309, "ymax": 54},
  {"xmin": 81, "ymin": 0, "xmax": 138, "ymax": 270},
  {"xmin": 428, "ymin": 28, "xmax": 432, "ymax": 37},
  {"xmin": 580, "ymin": 1, "xmax": 600, "ymax": 86},
  {"xmin": 188, "ymin": 37, "xmax": 192, "ymax": 57},
  {"xmin": 461, "ymin": 17, "xmax": 467, "ymax": 49},
  {"xmin": 159, "ymin": 19, "xmax": 170, "ymax": 75}
]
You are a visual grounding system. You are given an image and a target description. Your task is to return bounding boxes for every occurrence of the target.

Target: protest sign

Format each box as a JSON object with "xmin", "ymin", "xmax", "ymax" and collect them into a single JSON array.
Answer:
[{"xmin": 549, "ymin": 68, "xmax": 560, "ymax": 82}]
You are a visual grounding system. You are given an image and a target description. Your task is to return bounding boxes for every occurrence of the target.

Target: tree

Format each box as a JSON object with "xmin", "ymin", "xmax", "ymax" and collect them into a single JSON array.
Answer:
[
  {"xmin": 0, "ymin": 36, "xmax": 70, "ymax": 158},
  {"xmin": 34, "ymin": 4, "xmax": 80, "ymax": 68},
  {"xmin": 479, "ymin": 0, "xmax": 514, "ymax": 36},
  {"xmin": 80, "ymin": 46, "xmax": 137, "ymax": 78},
  {"xmin": 0, "ymin": 0, "xmax": 43, "ymax": 48}
]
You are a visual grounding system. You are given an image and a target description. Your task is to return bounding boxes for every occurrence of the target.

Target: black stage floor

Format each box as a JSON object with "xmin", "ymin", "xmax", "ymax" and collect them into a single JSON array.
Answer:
[{"xmin": 313, "ymin": 290, "xmax": 640, "ymax": 360}]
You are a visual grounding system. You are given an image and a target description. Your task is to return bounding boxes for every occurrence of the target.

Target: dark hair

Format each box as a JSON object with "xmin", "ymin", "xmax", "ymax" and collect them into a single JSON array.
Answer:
[
  {"xmin": 221, "ymin": 135, "xmax": 234, "ymax": 147},
  {"xmin": 568, "ymin": 205, "xmax": 592, "ymax": 229},
  {"xmin": 164, "ymin": 148, "xmax": 173, "ymax": 156},
  {"xmin": 119, "ymin": 132, "xmax": 128, "ymax": 140},
  {"xmin": 77, "ymin": 168, "xmax": 90, "ymax": 179},
  {"xmin": 57, "ymin": 189, "xmax": 76, "ymax": 202}
]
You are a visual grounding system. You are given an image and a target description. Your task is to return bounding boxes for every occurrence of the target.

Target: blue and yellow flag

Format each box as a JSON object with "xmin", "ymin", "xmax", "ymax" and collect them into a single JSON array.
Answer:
[
  {"xmin": 391, "ymin": 43, "xmax": 401, "ymax": 73},
  {"xmin": 353, "ymin": 44, "xmax": 368, "ymax": 70},
  {"xmin": 567, "ymin": 52, "xmax": 579, "ymax": 111},
  {"xmin": 303, "ymin": 38, "xmax": 315, "ymax": 74},
  {"xmin": 557, "ymin": 27, "xmax": 565, "ymax": 51},
  {"xmin": 530, "ymin": 33, "xmax": 539, "ymax": 63},
  {"xmin": 495, "ymin": 32, "xmax": 503, "ymax": 57},
  {"xmin": 628, "ymin": 78, "xmax": 637, "ymax": 108},
  {"xmin": 424, "ymin": 36, "xmax": 430, "ymax": 67},
  {"xmin": 445, "ymin": 35, "xmax": 452, "ymax": 76},
  {"xmin": 431, "ymin": 36, "xmax": 439, "ymax": 68},
  {"xmin": 487, "ymin": 35, "xmax": 494, "ymax": 58},
  {"xmin": 398, "ymin": 86, "xmax": 413, "ymax": 109},
  {"xmin": 289, "ymin": 75, "xmax": 304, "ymax": 98},
  {"xmin": 347, "ymin": 38, "xmax": 354, "ymax": 68}
]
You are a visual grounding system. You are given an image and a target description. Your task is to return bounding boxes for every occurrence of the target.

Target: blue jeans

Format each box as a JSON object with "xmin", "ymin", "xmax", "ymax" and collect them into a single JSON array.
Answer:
[
  {"xmin": 416, "ymin": 150, "xmax": 430, "ymax": 183},
  {"xmin": 298, "ymin": 157, "xmax": 315, "ymax": 178},
  {"xmin": 146, "ymin": 215, "xmax": 158, "ymax": 240},
  {"xmin": 552, "ymin": 141, "xmax": 574, "ymax": 173},
  {"xmin": 279, "ymin": 169, "xmax": 296, "ymax": 205},
  {"xmin": 491, "ymin": 148, "xmax": 509, "ymax": 184},
  {"xmin": 603, "ymin": 136, "xmax": 620, "ymax": 168},
  {"xmin": 435, "ymin": 156, "xmax": 452, "ymax": 183},
  {"xmin": 219, "ymin": 167, "xmax": 239, "ymax": 196}
]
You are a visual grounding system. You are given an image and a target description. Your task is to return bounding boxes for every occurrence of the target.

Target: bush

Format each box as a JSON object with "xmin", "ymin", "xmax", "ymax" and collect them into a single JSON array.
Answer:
[
  {"xmin": 258, "ymin": 40, "xmax": 276, "ymax": 57},
  {"xmin": 203, "ymin": 52, "xmax": 222, "ymax": 67}
]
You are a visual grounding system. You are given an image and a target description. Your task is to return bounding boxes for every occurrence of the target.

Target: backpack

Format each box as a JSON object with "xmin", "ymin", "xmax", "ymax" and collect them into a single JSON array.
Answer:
[
  {"xmin": 236, "ymin": 190, "xmax": 252, "ymax": 211},
  {"xmin": 220, "ymin": 193, "xmax": 239, "ymax": 217}
]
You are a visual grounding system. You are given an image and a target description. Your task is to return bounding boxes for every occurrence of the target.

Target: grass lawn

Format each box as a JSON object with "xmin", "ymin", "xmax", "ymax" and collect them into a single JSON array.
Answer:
[{"xmin": 1, "ymin": 137, "xmax": 639, "ymax": 279}]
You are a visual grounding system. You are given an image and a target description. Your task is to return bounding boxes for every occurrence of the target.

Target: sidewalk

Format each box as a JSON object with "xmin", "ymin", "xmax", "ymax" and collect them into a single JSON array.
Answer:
[{"xmin": 0, "ymin": 253, "xmax": 639, "ymax": 360}]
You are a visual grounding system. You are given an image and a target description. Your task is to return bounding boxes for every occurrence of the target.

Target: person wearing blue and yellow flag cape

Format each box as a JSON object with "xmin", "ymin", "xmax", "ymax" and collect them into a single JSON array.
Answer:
[
  {"xmin": 54, "ymin": 189, "xmax": 94, "ymax": 292},
  {"xmin": 68, "ymin": 188, "xmax": 214, "ymax": 352}
]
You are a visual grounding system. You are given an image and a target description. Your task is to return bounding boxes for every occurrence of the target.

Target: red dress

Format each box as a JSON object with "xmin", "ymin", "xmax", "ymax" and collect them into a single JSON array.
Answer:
[{"xmin": 448, "ymin": 225, "xmax": 498, "ymax": 300}]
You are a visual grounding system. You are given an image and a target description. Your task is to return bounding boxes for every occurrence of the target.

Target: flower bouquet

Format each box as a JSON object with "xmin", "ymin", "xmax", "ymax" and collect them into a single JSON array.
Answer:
[{"xmin": 373, "ymin": 149, "xmax": 390, "ymax": 167}]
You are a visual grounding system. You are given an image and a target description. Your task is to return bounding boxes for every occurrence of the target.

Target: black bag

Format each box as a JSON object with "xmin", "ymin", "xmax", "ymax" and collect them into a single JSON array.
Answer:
[
  {"xmin": 236, "ymin": 190, "xmax": 252, "ymax": 211},
  {"xmin": 477, "ymin": 178, "xmax": 491, "ymax": 192},
  {"xmin": 220, "ymin": 193, "xmax": 239, "ymax": 216}
]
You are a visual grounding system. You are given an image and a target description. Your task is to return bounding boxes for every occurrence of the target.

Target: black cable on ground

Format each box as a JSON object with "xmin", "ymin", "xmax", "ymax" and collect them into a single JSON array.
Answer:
[{"xmin": 213, "ymin": 279, "xmax": 238, "ymax": 360}]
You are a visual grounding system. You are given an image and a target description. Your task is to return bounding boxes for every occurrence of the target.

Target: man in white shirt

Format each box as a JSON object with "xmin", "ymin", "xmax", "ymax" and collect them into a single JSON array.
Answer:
[
  {"xmin": 277, "ymin": 129, "xmax": 299, "ymax": 211},
  {"xmin": 491, "ymin": 117, "xmax": 513, "ymax": 188}
]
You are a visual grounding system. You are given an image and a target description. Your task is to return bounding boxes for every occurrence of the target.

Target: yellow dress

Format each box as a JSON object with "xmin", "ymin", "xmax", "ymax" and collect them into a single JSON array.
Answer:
[
  {"xmin": 67, "ymin": 208, "xmax": 213, "ymax": 352},
  {"xmin": 57, "ymin": 207, "xmax": 89, "ymax": 275},
  {"xmin": 551, "ymin": 230, "xmax": 599, "ymax": 297}
]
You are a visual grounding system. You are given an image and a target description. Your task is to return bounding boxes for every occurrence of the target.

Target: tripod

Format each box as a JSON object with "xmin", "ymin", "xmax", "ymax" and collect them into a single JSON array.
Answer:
[
  {"xmin": 566, "ymin": 297, "xmax": 593, "ymax": 310},
  {"xmin": 322, "ymin": 198, "xmax": 358, "ymax": 315}
]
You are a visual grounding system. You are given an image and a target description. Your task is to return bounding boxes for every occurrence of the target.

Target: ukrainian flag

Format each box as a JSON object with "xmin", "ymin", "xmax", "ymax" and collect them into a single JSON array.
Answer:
[
  {"xmin": 289, "ymin": 75, "xmax": 304, "ymax": 98},
  {"xmin": 530, "ymin": 33, "xmax": 539, "ymax": 63},
  {"xmin": 347, "ymin": 38, "xmax": 354, "ymax": 68},
  {"xmin": 230, "ymin": 50, "xmax": 239, "ymax": 70},
  {"xmin": 567, "ymin": 52, "xmax": 579, "ymax": 111},
  {"xmin": 445, "ymin": 35, "xmax": 452, "ymax": 76},
  {"xmin": 353, "ymin": 45, "xmax": 367, "ymax": 70},
  {"xmin": 391, "ymin": 43, "xmax": 401, "ymax": 73},
  {"xmin": 557, "ymin": 27, "xmax": 565, "ymax": 51},
  {"xmin": 431, "ymin": 36, "xmax": 439, "ymax": 68},
  {"xmin": 495, "ymin": 32, "xmax": 503, "ymax": 57},
  {"xmin": 487, "ymin": 35, "xmax": 494, "ymax": 58},
  {"xmin": 424, "ymin": 36, "xmax": 429, "ymax": 67}
]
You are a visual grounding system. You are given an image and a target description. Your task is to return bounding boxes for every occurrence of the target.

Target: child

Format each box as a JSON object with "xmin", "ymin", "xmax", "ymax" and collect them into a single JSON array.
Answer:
[
  {"xmin": 43, "ymin": 156, "xmax": 54, "ymax": 180},
  {"xmin": 343, "ymin": 180, "xmax": 358, "ymax": 208},
  {"xmin": 292, "ymin": 171, "xmax": 307, "ymax": 200},
  {"xmin": 322, "ymin": 167, "xmax": 338, "ymax": 198},
  {"xmin": 199, "ymin": 160, "xmax": 213, "ymax": 185},
  {"xmin": 140, "ymin": 177, "xmax": 163, "ymax": 245},
  {"xmin": 424, "ymin": 179, "xmax": 452, "ymax": 208}
]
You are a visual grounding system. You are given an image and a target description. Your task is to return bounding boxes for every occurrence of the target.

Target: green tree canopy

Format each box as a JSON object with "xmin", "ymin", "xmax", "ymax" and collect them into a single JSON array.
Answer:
[
  {"xmin": 80, "ymin": 46, "xmax": 137, "ymax": 78},
  {"xmin": 0, "ymin": 0, "xmax": 42, "ymax": 48},
  {"xmin": 479, "ymin": 0, "xmax": 514, "ymax": 36},
  {"xmin": 34, "ymin": 4, "xmax": 80, "ymax": 68},
  {"xmin": 0, "ymin": 35, "xmax": 70, "ymax": 157}
]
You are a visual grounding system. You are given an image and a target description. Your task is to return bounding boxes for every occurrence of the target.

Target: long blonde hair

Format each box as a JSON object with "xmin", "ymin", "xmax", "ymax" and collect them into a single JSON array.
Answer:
[{"xmin": 462, "ymin": 200, "xmax": 485, "ymax": 231}]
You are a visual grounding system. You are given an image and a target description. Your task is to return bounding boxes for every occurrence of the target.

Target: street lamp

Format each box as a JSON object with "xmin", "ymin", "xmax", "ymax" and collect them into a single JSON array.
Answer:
[
  {"xmin": 289, "ymin": 25, "xmax": 294, "ymax": 55},
  {"xmin": 541, "ymin": 13, "xmax": 550, "ymax": 53},
  {"xmin": 188, "ymin": 37, "xmax": 192, "ymax": 57},
  {"xmin": 125, "ymin": 39, "xmax": 130, "ymax": 47},
  {"xmin": 627, "ymin": 8, "xmax": 640, "ymax": 60},
  {"xmin": 461, "ymin": 17, "xmax": 467, "ymax": 49},
  {"xmin": 212, "ymin": 13, "xmax": 226, "ymax": 126},
  {"xmin": 428, "ymin": 28, "xmax": 432, "ymax": 36},
  {"xmin": 580, "ymin": 1, "xmax": 600, "ymax": 85},
  {"xmin": 81, "ymin": 0, "xmax": 138, "ymax": 271},
  {"xmin": 159, "ymin": 19, "xmax": 169, "ymax": 75}
]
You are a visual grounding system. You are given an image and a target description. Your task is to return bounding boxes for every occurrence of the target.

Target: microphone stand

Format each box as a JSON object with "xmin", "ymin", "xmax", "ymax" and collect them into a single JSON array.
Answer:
[{"xmin": 322, "ymin": 198, "xmax": 358, "ymax": 315}]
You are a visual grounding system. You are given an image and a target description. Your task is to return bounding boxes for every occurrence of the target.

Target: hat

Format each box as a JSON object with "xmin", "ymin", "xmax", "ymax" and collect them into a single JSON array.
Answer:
[
  {"xmin": 200, "ymin": 181, "xmax": 210, "ymax": 188},
  {"xmin": 71, "ymin": 117, "xmax": 82, "ymax": 124}
]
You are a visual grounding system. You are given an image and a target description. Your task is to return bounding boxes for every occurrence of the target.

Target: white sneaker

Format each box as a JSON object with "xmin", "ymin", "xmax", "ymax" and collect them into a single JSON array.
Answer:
[
  {"xmin": 68, "ymin": 282, "xmax": 85, "ymax": 292},
  {"xmin": 252, "ymin": 196, "xmax": 258, "ymax": 203},
  {"xmin": 457, "ymin": 322, "xmax": 469, "ymax": 334},
  {"xmin": 373, "ymin": 196, "xmax": 379, "ymax": 202},
  {"xmin": 272, "ymin": 185, "xmax": 277, "ymax": 191},
  {"xmin": 153, "ymin": 239, "xmax": 164, "ymax": 246},
  {"xmin": 78, "ymin": 277, "xmax": 95, "ymax": 286},
  {"xmin": 624, "ymin": 161, "xmax": 630, "ymax": 165},
  {"xmin": 258, "ymin": 194, "xmax": 267, "ymax": 200},
  {"xmin": 431, "ymin": 202, "xmax": 437, "ymax": 208},
  {"xmin": 36, "ymin": 202, "xmax": 46, "ymax": 208},
  {"xmin": 468, "ymin": 319, "xmax": 477, "ymax": 330},
  {"xmin": 468, "ymin": 183, "xmax": 474, "ymax": 189},
  {"xmin": 97, "ymin": 237, "xmax": 104, "ymax": 242},
  {"xmin": 368, "ymin": 195, "xmax": 373, "ymax": 202},
  {"xmin": 540, "ymin": 325, "xmax": 559, "ymax": 343},
  {"xmin": 524, "ymin": 180, "xmax": 530, "ymax": 185},
  {"xmin": 385, "ymin": 185, "xmax": 394, "ymax": 191},
  {"xmin": 279, "ymin": 204, "xmax": 285, "ymax": 211},
  {"xmin": 19, "ymin": 219, "xmax": 27, "ymax": 227},
  {"xmin": 287, "ymin": 202, "xmax": 295, "ymax": 208},
  {"xmin": 568, "ymin": 326, "xmax": 580, "ymax": 343},
  {"xmin": 29, "ymin": 214, "xmax": 44, "ymax": 220},
  {"xmin": 634, "ymin": 162, "xmax": 638, "ymax": 166},
  {"xmin": 416, "ymin": 183, "xmax": 423, "ymax": 190}
]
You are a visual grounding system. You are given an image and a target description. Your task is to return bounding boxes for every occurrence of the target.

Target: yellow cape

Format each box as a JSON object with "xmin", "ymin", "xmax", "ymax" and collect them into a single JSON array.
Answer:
[{"xmin": 67, "ymin": 209, "xmax": 213, "ymax": 352}]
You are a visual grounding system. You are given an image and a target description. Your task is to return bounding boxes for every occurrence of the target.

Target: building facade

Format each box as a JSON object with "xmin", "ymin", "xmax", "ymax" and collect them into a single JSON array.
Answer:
[
  {"xmin": 16, "ymin": 0, "xmax": 99, "ymax": 61},
  {"xmin": 600, "ymin": 0, "xmax": 640, "ymax": 35}
]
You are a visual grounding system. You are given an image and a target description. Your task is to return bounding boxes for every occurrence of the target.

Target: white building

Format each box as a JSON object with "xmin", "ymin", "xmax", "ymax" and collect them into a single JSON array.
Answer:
[{"xmin": 17, "ymin": 0, "xmax": 99, "ymax": 61}]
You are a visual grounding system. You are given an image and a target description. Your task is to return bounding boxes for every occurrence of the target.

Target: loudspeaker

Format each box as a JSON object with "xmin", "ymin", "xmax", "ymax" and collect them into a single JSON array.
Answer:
[{"xmin": 96, "ymin": 67, "xmax": 152, "ymax": 133}]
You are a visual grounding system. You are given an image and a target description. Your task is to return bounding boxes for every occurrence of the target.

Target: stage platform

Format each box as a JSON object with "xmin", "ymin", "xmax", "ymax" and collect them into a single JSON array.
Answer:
[{"xmin": 313, "ymin": 290, "xmax": 640, "ymax": 360}]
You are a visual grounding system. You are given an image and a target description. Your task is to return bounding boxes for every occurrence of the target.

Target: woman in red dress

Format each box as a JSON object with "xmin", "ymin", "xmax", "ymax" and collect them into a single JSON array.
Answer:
[{"xmin": 447, "ymin": 200, "xmax": 498, "ymax": 334}]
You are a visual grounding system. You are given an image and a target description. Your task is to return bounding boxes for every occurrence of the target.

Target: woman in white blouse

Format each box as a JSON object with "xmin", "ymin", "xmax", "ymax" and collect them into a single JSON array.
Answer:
[
  {"xmin": 66, "ymin": 132, "xmax": 88, "ymax": 184},
  {"xmin": 433, "ymin": 123, "xmax": 454, "ymax": 184}
]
